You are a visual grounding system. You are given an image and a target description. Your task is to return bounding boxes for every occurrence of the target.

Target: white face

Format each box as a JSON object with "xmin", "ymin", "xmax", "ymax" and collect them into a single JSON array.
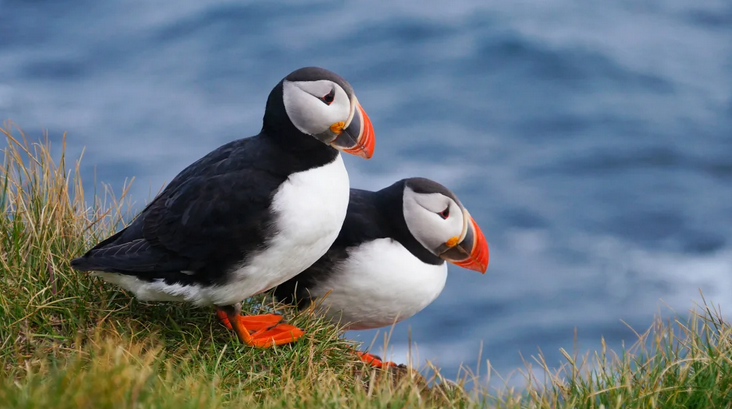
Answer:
[
  {"xmin": 282, "ymin": 79, "xmax": 353, "ymax": 138},
  {"xmin": 403, "ymin": 186, "xmax": 466, "ymax": 255}
]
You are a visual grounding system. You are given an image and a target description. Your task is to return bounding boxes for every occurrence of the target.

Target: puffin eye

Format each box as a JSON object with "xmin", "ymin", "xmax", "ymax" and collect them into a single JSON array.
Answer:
[
  {"xmin": 438, "ymin": 206, "xmax": 450, "ymax": 220},
  {"xmin": 319, "ymin": 89, "xmax": 335, "ymax": 105}
]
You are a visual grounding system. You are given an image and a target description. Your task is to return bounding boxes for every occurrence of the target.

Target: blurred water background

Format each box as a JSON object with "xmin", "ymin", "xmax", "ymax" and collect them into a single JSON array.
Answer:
[{"xmin": 2, "ymin": 0, "xmax": 731, "ymax": 386}]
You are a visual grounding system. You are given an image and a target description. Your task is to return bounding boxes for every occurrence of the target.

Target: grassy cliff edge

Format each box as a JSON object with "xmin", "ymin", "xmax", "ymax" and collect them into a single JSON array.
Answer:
[{"xmin": 1, "ymin": 122, "xmax": 730, "ymax": 408}]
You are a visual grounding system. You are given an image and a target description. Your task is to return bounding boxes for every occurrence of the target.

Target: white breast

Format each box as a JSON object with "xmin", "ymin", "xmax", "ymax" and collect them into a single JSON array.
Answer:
[
  {"xmin": 310, "ymin": 238, "xmax": 448, "ymax": 330},
  {"xmin": 98, "ymin": 154, "xmax": 350, "ymax": 307}
]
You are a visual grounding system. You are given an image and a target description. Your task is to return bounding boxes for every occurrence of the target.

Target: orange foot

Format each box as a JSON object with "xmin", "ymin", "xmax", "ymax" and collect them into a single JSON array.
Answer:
[
  {"xmin": 216, "ymin": 307, "xmax": 303, "ymax": 348},
  {"xmin": 216, "ymin": 310, "xmax": 283, "ymax": 332},
  {"xmin": 356, "ymin": 351, "xmax": 397, "ymax": 368},
  {"xmin": 247, "ymin": 323, "xmax": 305, "ymax": 348}
]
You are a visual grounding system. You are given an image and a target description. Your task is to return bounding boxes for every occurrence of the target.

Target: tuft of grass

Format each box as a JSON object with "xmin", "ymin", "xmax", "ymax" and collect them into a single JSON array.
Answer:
[
  {"xmin": 509, "ymin": 297, "xmax": 732, "ymax": 408},
  {"xmin": 1, "ymin": 121, "xmax": 731, "ymax": 408}
]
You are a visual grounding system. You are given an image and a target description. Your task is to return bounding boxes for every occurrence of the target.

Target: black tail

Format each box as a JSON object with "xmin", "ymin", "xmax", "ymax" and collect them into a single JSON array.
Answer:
[
  {"xmin": 69, "ymin": 239, "xmax": 189, "ymax": 275},
  {"xmin": 70, "ymin": 256, "xmax": 92, "ymax": 271},
  {"xmin": 69, "ymin": 255, "xmax": 120, "ymax": 272}
]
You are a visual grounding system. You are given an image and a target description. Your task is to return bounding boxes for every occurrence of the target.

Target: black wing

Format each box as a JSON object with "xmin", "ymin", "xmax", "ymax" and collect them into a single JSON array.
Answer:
[{"xmin": 71, "ymin": 136, "xmax": 288, "ymax": 285}]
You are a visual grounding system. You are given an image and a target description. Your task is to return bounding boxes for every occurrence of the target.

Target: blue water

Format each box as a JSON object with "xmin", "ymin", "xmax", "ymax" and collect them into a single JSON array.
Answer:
[{"xmin": 2, "ymin": 0, "xmax": 731, "ymax": 386}]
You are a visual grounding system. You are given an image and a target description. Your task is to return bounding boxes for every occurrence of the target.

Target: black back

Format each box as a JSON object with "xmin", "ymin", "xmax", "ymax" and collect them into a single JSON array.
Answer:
[
  {"xmin": 274, "ymin": 179, "xmax": 444, "ymax": 307},
  {"xmin": 70, "ymin": 68, "xmax": 342, "ymax": 287}
]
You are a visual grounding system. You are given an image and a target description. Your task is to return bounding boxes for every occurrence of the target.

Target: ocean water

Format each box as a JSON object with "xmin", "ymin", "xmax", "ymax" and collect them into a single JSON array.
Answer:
[{"xmin": 2, "ymin": 0, "xmax": 731, "ymax": 385}]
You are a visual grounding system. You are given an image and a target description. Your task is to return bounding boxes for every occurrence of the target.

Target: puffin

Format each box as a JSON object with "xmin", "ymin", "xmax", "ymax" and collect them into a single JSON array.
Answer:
[
  {"xmin": 273, "ymin": 177, "xmax": 489, "ymax": 365},
  {"xmin": 71, "ymin": 66, "xmax": 375, "ymax": 348}
]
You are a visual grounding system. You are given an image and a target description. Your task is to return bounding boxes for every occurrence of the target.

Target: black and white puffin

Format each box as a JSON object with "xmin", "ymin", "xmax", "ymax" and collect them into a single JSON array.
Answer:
[
  {"xmin": 273, "ymin": 177, "xmax": 489, "ymax": 364},
  {"xmin": 71, "ymin": 66, "xmax": 375, "ymax": 348}
]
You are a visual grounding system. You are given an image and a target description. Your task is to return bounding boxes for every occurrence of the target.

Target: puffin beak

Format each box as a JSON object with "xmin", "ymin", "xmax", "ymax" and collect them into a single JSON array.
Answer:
[
  {"xmin": 330, "ymin": 100, "xmax": 375, "ymax": 159},
  {"xmin": 439, "ymin": 210, "xmax": 489, "ymax": 273}
]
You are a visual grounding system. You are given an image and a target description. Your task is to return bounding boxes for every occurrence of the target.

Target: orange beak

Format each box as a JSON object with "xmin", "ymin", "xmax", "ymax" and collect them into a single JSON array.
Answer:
[
  {"xmin": 330, "ymin": 102, "xmax": 375, "ymax": 159},
  {"xmin": 440, "ymin": 213, "xmax": 489, "ymax": 273}
]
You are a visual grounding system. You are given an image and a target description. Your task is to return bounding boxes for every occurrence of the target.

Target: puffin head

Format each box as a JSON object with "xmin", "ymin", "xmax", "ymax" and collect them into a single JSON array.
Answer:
[
  {"xmin": 401, "ymin": 178, "xmax": 489, "ymax": 273},
  {"xmin": 266, "ymin": 66, "xmax": 374, "ymax": 159}
]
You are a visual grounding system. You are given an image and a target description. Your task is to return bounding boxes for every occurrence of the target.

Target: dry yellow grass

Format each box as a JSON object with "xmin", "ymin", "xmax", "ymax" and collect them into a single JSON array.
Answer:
[{"xmin": 1, "ymin": 121, "xmax": 730, "ymax": 408}]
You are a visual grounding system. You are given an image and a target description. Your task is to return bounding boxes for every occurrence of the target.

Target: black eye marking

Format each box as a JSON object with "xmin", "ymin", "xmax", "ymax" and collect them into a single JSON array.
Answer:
[
  {"xmin": 438, "ymin": 206, "xmax": 450, "ymax": 220},
  {"xmin": 319, "ymin": 88, "xmax": 335, "ymax": 105}
]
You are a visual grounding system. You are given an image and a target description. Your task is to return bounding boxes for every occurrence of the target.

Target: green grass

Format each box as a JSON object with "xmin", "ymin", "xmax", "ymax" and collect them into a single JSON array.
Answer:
[{"xmin": 1, "ymin": 121, "xmax": 731, "ymax": 408}]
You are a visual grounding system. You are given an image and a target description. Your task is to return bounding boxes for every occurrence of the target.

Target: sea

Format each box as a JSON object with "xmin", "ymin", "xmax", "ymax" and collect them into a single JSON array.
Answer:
[{"xmin": 2, "ymin": 0, "xmax": 731, "ymax": 387}]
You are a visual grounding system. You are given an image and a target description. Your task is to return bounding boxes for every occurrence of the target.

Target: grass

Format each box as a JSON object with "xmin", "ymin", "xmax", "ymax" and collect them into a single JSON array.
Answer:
[{"xmin": 0, "ymin": 120, "xmax": 731, "ymax": 408}]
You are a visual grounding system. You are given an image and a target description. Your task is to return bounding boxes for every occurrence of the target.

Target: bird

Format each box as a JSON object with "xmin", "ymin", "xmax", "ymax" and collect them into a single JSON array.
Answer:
[
  {"xmin": 71, "ymin": 66, "xmax": 376, "ymax": 348},
  {"xmin": 273, "ymin": 177, "xmax": 489, "ymax": 365}
]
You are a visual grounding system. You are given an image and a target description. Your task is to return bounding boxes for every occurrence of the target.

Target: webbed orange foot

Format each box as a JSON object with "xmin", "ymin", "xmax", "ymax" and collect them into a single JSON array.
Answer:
[{"xmin": 356, "ymin": 351, "xmax": 397, "ymax": 368}]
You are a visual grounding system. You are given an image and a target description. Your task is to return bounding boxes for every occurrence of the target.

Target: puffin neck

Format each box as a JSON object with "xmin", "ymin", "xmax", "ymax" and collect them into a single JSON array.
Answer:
[
  {"xmin": 261, "ymin": 80, "xmax": 340, "ymax": 163},
  {"xmin": 376, "ymin": 181, "xmax": 444, "ymax": 266}
]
